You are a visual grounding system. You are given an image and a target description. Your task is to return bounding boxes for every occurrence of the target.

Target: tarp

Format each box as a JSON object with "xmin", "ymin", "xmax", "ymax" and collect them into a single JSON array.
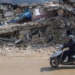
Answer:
[{"xmin": 7, "ymin": 8, "xmax": 31, "ymax": 23}]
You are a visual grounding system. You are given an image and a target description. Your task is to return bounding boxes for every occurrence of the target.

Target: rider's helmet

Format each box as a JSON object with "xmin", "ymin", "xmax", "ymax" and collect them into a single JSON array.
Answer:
[{"xmin": 68, "ymin": 35, "xmax": 74, "ymax": 40}]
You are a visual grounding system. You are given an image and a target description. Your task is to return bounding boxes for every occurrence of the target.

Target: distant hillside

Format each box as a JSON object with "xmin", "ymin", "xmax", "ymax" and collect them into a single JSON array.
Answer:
[
  {"xmin": 0, "ymin": 0, "xmax": 13, "ymax": 3},
  {"xmin": 0, "ymin": 0, "xmax": 60, "ymax": 4}
]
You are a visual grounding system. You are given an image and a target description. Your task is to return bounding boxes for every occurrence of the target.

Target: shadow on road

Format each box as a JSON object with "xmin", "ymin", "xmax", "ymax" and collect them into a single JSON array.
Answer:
[{"xmin": 40, "ymin": 66, "xmax": 75, "ymax": 72}]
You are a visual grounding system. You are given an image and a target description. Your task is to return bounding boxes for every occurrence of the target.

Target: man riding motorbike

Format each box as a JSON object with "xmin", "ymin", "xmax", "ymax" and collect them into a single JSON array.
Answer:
[{"xmin": 62, "ymin": 35, "xmax": 75, "ymax": 62}]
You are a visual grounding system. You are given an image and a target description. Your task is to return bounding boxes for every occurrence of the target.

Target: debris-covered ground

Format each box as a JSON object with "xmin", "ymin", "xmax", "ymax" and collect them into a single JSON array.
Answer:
[{"xmin": 0, "ymin": 44, "xmax": 56, "ymax": 56}]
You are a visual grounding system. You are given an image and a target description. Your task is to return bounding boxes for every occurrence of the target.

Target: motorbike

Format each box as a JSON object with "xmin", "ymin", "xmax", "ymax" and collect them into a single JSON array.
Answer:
[{"xmin": 50, "ymin": 45, "xmax": 75, "ymax": 68}]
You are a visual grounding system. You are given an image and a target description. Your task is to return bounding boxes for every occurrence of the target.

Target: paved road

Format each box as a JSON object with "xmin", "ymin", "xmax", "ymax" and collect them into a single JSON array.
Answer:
[{"xmin": 0, "ymin": 56, "xmax": 75, "ymax": 75}]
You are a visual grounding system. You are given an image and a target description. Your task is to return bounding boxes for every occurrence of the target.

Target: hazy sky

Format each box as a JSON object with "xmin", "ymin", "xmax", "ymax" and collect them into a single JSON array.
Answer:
[{"xmin": 0, "ymin": 0, "xmax": 60, "ymax": 4}]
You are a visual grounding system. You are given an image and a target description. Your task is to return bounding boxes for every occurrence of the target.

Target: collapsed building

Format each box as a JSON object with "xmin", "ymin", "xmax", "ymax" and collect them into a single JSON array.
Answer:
[
  {"xmin": 0, "ymin": 3, "xmax": 15, "ymax": 22},
  {"xmin": 0, "ymin": 1, "xmax": 75, "ymax": 47}
]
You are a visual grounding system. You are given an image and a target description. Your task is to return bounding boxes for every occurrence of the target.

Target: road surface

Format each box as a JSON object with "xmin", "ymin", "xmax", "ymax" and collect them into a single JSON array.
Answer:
[{"xmin": 0, "ymin": 55, "xmax": 75, "ymax": 75}]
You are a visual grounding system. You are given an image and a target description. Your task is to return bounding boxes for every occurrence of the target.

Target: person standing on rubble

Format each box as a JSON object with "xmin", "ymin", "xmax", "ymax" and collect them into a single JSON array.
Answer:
[{"xmin": 62, "ymin": 35, "xmax": 75, "ymax": 62}]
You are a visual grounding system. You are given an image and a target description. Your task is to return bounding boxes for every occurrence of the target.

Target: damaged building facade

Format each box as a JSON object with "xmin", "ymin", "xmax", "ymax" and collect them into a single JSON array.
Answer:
[{"xmin": 0, "ymin": 3, "xmax": 15, "ymax": 24}]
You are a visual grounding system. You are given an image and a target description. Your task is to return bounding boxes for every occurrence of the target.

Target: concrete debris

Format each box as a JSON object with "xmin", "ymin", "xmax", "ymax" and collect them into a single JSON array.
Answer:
[{"xmin": 0, "ymin": 2, "xmax": 74, "ymax": 49}]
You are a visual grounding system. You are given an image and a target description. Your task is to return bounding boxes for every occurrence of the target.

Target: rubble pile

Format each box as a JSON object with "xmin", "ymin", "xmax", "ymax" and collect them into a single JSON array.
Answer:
[{"xmin": 0, "ymin": 1, "xmax": 75, "ymax": 48}]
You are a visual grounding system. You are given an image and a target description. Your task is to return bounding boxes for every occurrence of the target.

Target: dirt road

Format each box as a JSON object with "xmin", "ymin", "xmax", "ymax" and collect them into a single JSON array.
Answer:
[{"xmin": 0, "ymin": 55, "xmax": 75, "ymax": 75}]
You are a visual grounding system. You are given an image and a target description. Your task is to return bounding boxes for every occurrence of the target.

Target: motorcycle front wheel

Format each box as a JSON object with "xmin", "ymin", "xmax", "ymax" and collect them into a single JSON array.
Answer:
[{"xmin": 50, "ymin": 58, "xmax": 59, "ymax": 68}]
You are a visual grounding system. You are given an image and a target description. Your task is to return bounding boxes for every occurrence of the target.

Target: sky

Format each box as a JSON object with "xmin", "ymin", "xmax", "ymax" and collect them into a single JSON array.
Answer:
[{"xmin": 0, "ymin": 0, "xmax": 61, "ymax": 4}]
